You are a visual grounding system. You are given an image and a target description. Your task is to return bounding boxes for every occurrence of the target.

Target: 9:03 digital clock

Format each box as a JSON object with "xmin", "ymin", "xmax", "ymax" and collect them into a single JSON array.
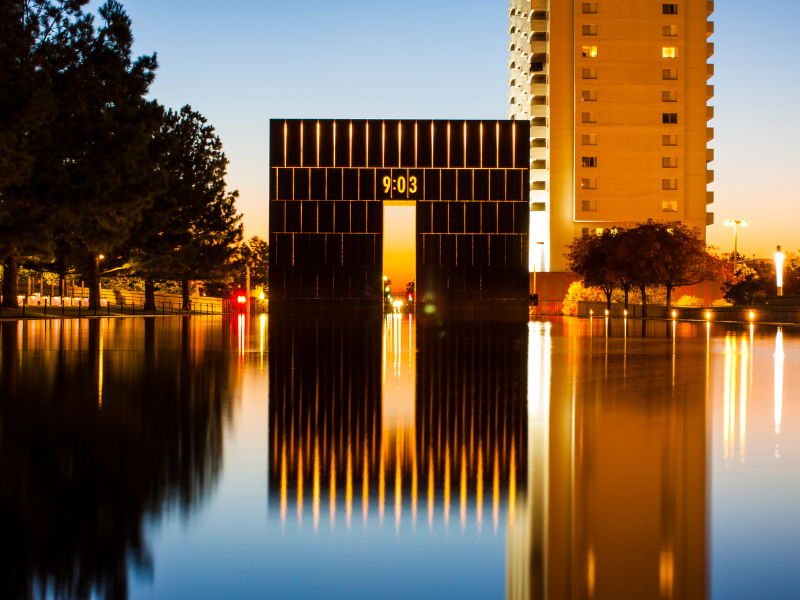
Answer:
[{"xmin": 376, "ymin": 168, "xmax": 423, "ymax": 201}]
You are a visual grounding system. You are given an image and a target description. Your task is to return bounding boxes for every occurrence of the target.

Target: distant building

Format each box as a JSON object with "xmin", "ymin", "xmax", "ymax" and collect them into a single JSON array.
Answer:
[{"xmin": 508, "ymin": 0, "xmax": 715, "ymax": 299}]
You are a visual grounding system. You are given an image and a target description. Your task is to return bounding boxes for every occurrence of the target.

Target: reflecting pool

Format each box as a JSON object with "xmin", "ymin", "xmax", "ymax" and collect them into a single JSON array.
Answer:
[{"xmin": 0, "ymin": 315, "xmax": 798, "ymax": 599}]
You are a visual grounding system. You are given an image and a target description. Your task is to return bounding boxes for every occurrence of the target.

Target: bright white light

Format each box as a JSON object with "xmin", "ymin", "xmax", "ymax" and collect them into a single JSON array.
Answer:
[
  {"xmin": 775, "ymin": 250, "xmax": 785, "ymax": 288},
  {"xmin": 392, "ymin": 300, "xmax": 403, "ymax": 308}
]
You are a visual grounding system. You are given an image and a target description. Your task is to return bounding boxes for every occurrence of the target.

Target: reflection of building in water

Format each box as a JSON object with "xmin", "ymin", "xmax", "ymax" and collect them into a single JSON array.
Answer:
[
  {"xmin": 509, "ymin": 319, "xmax": 707, "ymax": 599},
  {"xmin": 268, "ymin": 316, "xmax": 528, "ymax": 531}
]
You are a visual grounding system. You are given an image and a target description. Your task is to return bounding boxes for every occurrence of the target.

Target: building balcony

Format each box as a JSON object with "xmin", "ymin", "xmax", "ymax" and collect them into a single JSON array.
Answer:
[
  {"xmin": 530, "ymin": 126, "xmax": 548, "ymax": 139},
  {"xmin": 707, "ymin": 1, "xmax": 714, "ymax": 16},
  {"xmin": 529, "ymin": 104, "xmax": 547, "ymax": 117},
  {"xmin": 707, "ymin": 21, "xmax": 714, "ymax": 37},
  {"xmin": 530, "ymin": 41, "xmax": 547, "ymax": 53},
  {"xmin": 707, "ymin": 170, "xmax": 714, "ymax": 183},
  {"xmin": 707, "ymin": 106, "xmax": 714, "ymax": 120},
  {"xmin": 707, "ymin": 191, "xmax": 714, "ymax": 205},
  {"xmin": 530, "ymin": 0, "xmax": 548, "ymax": 11},
  {"xmin": 530, "ymin": 168, "xmax": 548, "ymax": 182},
  {"xmin": 530, "ymin": 83, "xmax": 548, "ymax": 95},
  {"xmin": 706, "ymin": 212, "xmax": 714, "ymax": 226},
  {"xmin": 707, "ymin": 42, "xmax": 714, "ymax": 58},
  {"xmin": 530, "ymin": 147, "xmax": 547, "ymax": 160},
  {"xmin": 707, "ymin": 148, "xmax": 714, "ymax": 163},
  {"xmin": 707, "ymin": 85, "xmax": 714, "ymax": 99},
  {"xmin": 528, "ymin": 63, "xmax": 548, "ymax": 76},
  {"xmin": 707, "ymin": 127, "xmax": 714, "ymax": 141},
  {"xmin": 531, "ymin": 159, "xmax": 547, "ymax": 170},
  {"xmin": 530, "ymin": 18, "xmax": 548, "ymax": 33},
  {"xmin": 707, "ymin": 63, "xmax": 714, "ymax": 78},
  {"xmin": 530, "ymin": 189, "xmax": 548, "ymax": 204}
]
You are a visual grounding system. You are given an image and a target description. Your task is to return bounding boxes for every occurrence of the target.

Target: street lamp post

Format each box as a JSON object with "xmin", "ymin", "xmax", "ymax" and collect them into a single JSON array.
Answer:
[
  {"xmin": 724, "ymin": 220, "xmax": 747, "ymax": 269},
  {"xmin": 775, "ymin": 245, "xmax": 785, "ymax": 297}
]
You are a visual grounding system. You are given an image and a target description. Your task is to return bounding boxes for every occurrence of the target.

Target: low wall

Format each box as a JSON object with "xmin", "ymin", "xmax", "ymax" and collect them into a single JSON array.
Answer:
[
  {"xmin": 676, "ymin": 306, "xmax": 800, "ymax": 324},
  {"xmin": 537, "ymin": 300, "xmax": 800, "ymax": 325}
]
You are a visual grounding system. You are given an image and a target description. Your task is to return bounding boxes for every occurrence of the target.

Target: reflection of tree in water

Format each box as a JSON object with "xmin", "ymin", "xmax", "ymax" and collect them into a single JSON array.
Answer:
[{"xmin": 0, "ymin": 318, "xmax": 236, "ymax": 600}]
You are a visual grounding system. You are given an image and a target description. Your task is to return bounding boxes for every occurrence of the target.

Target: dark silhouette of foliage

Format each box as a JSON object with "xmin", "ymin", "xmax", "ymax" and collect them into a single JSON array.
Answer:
[
  {"xmin": 0, "ymin": 318, "xmax": 234, "ymax": 600},
  {"xmin": 0, "ymin": 0, "xmax": 91, "ymax": 307},
  {"xmin": 565, "ymin": 220, "xmax": 731, "ymax": 313}
]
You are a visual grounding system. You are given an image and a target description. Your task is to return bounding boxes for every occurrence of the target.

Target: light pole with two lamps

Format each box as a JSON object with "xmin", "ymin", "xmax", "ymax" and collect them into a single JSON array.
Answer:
[{"xmin": 724, "ymin": 220, "xmax": 747, "ymax": 269}]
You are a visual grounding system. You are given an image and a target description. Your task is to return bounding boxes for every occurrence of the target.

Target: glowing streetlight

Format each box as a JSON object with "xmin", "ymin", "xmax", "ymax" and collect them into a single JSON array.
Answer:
[
  {"xmin": 749, "ymin": 311, "xmax": 755, "ymax": 321},
  {"xmin": 724, "ymin": 220, "xmax": 747, "ymax": 269},
  {"xmin": 775, "ymin": 245, "xmax": 785, "ymax": 296},
  {"xmin": 706, "ymin": 311, "xmax": 711, "ymax": 320}
]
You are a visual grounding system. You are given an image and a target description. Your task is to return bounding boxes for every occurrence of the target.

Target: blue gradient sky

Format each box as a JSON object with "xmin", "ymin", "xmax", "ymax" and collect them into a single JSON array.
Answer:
[{"xmin": 105, "ymin": 0, "xmax": 798, "ymax": 259}]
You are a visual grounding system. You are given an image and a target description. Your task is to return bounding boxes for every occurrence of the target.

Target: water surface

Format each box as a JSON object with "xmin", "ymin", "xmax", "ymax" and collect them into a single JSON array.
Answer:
[{"xmin": 1, "ymin": 315, "xmax": 798, "ymax": 599}]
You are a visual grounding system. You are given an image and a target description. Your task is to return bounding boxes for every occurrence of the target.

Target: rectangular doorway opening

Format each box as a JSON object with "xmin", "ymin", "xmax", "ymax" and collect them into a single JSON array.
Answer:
[{"xmin": 383, "ymin": 203, "xmax": 416, "ymax": 305}]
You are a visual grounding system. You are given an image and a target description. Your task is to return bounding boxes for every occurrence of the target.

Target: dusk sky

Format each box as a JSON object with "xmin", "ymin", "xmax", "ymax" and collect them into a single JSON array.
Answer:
[{"xmin": 108, "ymin": 0, "xmax": 798, "ymax": 281}]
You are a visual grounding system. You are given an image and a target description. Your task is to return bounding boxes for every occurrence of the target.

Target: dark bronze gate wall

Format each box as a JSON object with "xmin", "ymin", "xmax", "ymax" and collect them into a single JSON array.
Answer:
[{"xmin": 268, "ymin": 119, "xmax": 529, "ymax": 314}]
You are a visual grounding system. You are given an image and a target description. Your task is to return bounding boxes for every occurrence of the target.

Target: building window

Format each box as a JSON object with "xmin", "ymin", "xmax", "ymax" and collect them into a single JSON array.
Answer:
[
  {"xmin": 662, "ymin": 135, "xmax": 678, "ymax": 146},
  {"xmin": 662, "ymin": 157, "xmax": 678, "ymax": 168},
  {"xmin": 582, "ymin": 200, "xmax": 598, "ymax": 211},
  {"xmin": 582, "ymin": 178, "xmax": 597, "ymax": 189},
  {"xmin": 582, "ymin": 90, "xmax": 598, "ymax": 101},
  {"xmin": 582, "ymin": 227, "xmax": 590, "ymax": 234},
  {"xmin": 582, "ymin": 46, "xmax": 598, "ymax": 58},
  {"xmin": 662, "ymin": 47, "xmax": 678, "ymax": 58},
  {"xmin": 582, "ymin": 112, "xmax": 598, "ymax": 123},
  {"xmin": 662, "ymin": 200, "xmax": 678, "ymax": 212},
  {"xmin": 582, "ymin": 156, "xmax": 598, "ymax": 167},
  {"xmin": 582, "ymin": 3, "xmax": 598, "ymax": 14},
  {"xmin": 582, "ymin": 134, "xmax": 597, "ymax": 145},
  {"xmin": 663, "ymin": 25, "xmax": 678, "ymax": 36},
  {"xmin": 663, "ymin": 4, "xmax": 678, "ymax": 14},
  {"xmin": 662, "ymin": 69, "xmax": 678, "ymax": 80},
  {"xmin": 662, "ymin": 179, "xmax": 678, "ymax": 190},
  {"xmin": 662, "ymin": 112, "xmax": 678, "ymax": 124},
  {"xmin": 662, "ymin": 90, "xmax": 678, "ymax": 102},
  {"xmin": 582, "ymin": 68, "xmax": 598, "ymax": 79},
  {"xmin": 582, "ymin": 24, "xmax": 598, "ymax": 35}
]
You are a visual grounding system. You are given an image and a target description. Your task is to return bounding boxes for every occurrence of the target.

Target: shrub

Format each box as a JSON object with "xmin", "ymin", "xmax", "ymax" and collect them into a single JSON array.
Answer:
[
  {"xmin": 674, "ymin": 295, "xmax": 701, "ymax": 307},
  {"xmin": 712, "ymin": 298, "xmax": 732, "ymax": 307}
]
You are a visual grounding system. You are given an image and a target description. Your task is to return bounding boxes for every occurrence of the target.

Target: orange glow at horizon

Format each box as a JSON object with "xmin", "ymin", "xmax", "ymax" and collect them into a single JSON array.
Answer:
[{"xmin": 383, "ymin": 205, "xmax": 416, "ymax": 293}]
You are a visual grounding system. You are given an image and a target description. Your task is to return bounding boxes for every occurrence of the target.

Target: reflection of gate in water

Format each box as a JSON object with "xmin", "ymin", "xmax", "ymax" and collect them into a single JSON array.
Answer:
[{"xmin": 267, "ymin": 315, "xmax": 528, "ymax": 531}]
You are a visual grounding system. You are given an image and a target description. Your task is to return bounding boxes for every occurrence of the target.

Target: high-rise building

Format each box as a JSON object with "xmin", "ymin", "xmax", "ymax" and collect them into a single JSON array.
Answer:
[{"xmin": 509, "ymin": 0, "xmax": 715, "ymax": 297}]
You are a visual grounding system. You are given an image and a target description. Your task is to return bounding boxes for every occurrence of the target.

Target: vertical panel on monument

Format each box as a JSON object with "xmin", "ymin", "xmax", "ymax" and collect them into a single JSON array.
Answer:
[
  {"xmin": 416, "ymin": 120, "xmax": 530, "ymax": 317},
  {"xmin": 269, "ymin": 119, "xmax": 383, "ymax": 311}
]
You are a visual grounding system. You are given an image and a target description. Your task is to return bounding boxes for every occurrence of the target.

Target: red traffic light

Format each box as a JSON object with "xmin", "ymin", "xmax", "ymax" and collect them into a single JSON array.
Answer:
[{"xmin": 407, "ymin": 293, "xmax": 414, "ymax": 301}]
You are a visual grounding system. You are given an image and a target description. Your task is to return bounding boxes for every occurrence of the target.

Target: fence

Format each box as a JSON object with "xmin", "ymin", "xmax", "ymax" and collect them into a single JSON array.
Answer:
[
  {"xmin": 0, "ymin": 293, "xmax": 234, "ymax": 318},
  {"xmin": 534, "ymin": 300, "xmax": 577, "ymax": 316}
]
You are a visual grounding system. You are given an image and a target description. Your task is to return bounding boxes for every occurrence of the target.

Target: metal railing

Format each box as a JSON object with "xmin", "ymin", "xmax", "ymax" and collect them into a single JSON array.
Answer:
[{"xmin": 0, "ymin": 296, "xmax": 234, "ymax": 319}]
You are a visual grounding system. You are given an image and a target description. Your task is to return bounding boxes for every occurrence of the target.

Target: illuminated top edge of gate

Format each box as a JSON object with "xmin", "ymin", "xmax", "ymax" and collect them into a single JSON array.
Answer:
[{"xmin": 268, "ymin": 119, "xmax": 530, "ymax": 313}]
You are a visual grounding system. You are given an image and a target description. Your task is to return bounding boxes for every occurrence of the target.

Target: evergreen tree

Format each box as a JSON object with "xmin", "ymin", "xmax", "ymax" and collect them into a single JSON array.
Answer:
[
  {"xmin": 130, "ymin": 105, "xmax": 242, "ymax": 309},
  {"xmin": 42, "ymin": 0, "xmax": 161, "ymax": 310},
  {"xmin": 0, "ymin": 0, "xmax": 90, "ymax": 307}
]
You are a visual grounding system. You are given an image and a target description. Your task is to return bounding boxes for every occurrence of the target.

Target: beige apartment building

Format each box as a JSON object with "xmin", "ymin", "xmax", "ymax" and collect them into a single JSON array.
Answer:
[{"xmin": 509, "ymin": 0, "xmax": 715, "ymax": 299}]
